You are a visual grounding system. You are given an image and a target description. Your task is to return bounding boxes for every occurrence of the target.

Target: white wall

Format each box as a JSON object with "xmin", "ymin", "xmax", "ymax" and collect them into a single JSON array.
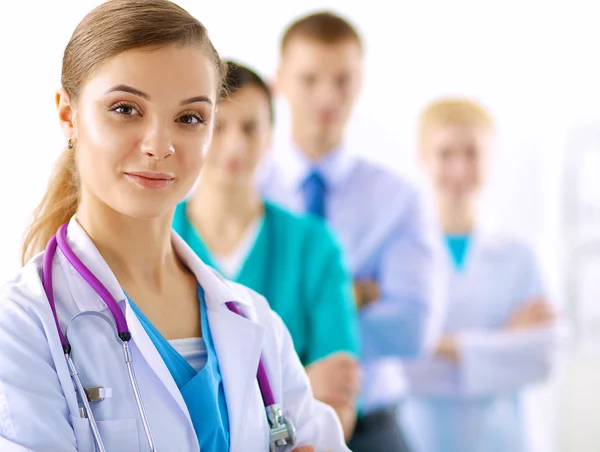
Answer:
[{"xmin": 2, "ymin": 1, "xmax": 600, "ymax": 450}]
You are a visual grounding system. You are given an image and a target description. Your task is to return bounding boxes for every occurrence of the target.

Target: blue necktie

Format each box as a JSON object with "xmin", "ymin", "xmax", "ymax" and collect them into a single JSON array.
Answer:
[{"xmin": 302, "ymin": 171, "xmax": 327, "ymax": 218}]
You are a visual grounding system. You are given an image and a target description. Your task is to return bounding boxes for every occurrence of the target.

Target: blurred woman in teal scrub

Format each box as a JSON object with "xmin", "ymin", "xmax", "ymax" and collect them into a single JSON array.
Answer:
[
  {"xmin": 400, "ymin": 98, "xmax": 564, "ymax": 452},
  {"xmin": 173, "ymin": 61, "xmax": 360, "ymax": 439}
]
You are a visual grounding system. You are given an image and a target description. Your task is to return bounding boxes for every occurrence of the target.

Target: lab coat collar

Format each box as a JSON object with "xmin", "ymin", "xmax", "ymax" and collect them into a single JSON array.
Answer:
[
  {"xmin": 62, "ymin": 217, "xmax": 254, "ymax": 314},
  {"xmin": 276, "ymin": 139, "xmax": 358, "ymax": 192},
  {"xmin": 440, "ymin": 225, "xmax": 507, "ymax": 273},
  {"xmin": 62, "ymin": 217, "xmax": 126, "ymax": 314}
]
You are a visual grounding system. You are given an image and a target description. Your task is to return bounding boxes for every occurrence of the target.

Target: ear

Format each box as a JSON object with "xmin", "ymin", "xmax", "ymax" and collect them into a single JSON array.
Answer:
[
  {"xmin": 267, "ymin": 78, "xmax": 278, "ymax": 96},
  {"xmin": 56, "ymin": 87, "xmax": 76, "ymax": 142},
  {"xmin": 355, "ymin": 64, "xmax": 365, "ymax": 97},
  {"xmin": 265, "ymin": 129, "xmax": 273, "ymax": 151},
  {"xmin": 273, "ymin": 65, "xmax": 286, "ymax": 96}
]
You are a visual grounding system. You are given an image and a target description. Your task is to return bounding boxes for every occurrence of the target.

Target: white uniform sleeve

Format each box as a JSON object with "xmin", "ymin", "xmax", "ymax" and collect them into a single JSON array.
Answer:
[
  {"xmin": 270, "ymin": 311, "xmax": 350, "ymax": 452},
  {"xmin": 457, "ymin": 244, "xmax": 565, "ymax": 397},
  {"xmin": 0, "ymin": 284, "xmax": 78, "ymax": 452},
  {"xmin": 458, "ymin": 324, "xmax": 563, "ymax": 396}
]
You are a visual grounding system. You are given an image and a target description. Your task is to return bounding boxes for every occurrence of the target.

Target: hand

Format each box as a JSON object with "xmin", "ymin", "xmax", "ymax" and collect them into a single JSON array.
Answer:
[
  {"xmin": 505, "ymin": 298, "xmax": 556, "ymax": 330},
  {"xmin": 434, "ymin": 335, "xmax": 460, "ymax": 364},
  {"xmin": 305, "ymin": 353, "xmax": 361, "ymax": 408},
  {"xmin": 292, "ymin": 447, "xmax": 315, "ymax": 452},
  {"xmin": 335, "ymin": 404, "xmax": 357, "ymax": 442},
  {"xmin": 353, "ymin": 279, "xmax": 380, "ymax": 309}
]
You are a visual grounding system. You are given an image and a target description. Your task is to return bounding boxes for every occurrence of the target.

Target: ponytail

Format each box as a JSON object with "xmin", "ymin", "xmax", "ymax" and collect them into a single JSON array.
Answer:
[{"xmin": 21, "ymin": 146, "xmax": 80, "ymax": 265}]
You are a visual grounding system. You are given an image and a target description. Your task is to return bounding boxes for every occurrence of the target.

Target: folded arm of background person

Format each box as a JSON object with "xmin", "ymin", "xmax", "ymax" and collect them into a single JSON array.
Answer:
[{"xmin": 357, "ymin": 188, "xmax": 446, "ymax": 362}]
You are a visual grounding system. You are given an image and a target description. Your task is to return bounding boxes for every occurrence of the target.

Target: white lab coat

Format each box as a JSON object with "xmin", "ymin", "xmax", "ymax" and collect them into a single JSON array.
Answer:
[
  {"xmin": 399, "ymin": 232, "xmax": 565, "ymax": 452},
  {"xmin": 0, "ymin": 218, "xmax": 348, "ymax": 452}
]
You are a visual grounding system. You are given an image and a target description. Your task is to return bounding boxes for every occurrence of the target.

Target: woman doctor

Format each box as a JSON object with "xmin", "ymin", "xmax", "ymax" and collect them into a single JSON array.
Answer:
[
  {"xmin": 400, "ymin": 98, "xmax": 563, "ymax": 452},
  {"xmin": 172, "ymin": 61, "xmax": 360, "ymax": 439},
  {"xmin": 0, "ymin": 1, "xmax": 347, "ymax": 451}
]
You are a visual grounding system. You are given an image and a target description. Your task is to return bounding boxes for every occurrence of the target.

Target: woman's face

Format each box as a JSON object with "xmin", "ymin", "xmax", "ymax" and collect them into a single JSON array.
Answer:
[
  {"xmin": 420, "ymin": 122, "xmax": 493, "ymax": 206},
  {"xmin": 57, "ymin": 45, "xmax": 219, "ymax": 219},
  {"xmin": 201, "ymin": 85, "xmax": 272, "ymax": 188}
]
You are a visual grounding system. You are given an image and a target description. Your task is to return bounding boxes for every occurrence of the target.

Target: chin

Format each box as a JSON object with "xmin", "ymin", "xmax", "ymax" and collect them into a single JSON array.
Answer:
[
  {"xmin": 115, "ymin": 196, "xmax": 179, "ymax": 221},
  {"xmin": 215, "ymin": 174, "xmax": 251, "ymax": 190},
  {"xmin": 123, "ymin": 207, "xmax": 175, "ymax": 221}
]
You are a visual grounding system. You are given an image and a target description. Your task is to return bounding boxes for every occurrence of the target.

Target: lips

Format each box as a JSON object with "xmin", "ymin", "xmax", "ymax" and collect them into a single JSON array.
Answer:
[{"xmin": 124, "ymin": 171, "xmax": 174, "ymax": 189}]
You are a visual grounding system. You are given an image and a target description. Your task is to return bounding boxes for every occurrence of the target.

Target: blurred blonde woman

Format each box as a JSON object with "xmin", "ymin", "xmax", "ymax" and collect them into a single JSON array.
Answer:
[{"xmin": 400, "ymin": 98, "xmax": 563, "ymax": 452}]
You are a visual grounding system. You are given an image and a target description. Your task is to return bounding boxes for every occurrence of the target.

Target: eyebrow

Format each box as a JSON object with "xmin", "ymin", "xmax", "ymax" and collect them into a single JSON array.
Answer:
[{"xmin": 105, "ymin": 84, "xmax": 213, "ymax": 106}]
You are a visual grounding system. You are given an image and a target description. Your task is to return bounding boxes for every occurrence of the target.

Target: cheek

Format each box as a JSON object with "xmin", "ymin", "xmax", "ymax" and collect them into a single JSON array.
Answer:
[
  {"xmin": 179, "ymin": 134, "xmax": 210, "ymax": 175},
  {"xmin": 204, "ymin": 136, "xmax": 228, "ymax": 168},
  {"xmin": 428, "ymin": 162, "xmax": 450, "ymax": 186},
  {"xmin": 79, "ymin": 107, "xmax": 130, "ymax": 151},
  {"xmin": 246, "ymin": 143, "xmax": 262, "ymax": 167},
  {"xmin": 76, "ymin": 108, "xmax": 135, "ymax": 173}
]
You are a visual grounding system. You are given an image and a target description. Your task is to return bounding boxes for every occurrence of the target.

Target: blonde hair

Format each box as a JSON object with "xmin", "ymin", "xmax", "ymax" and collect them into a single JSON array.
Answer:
[
  {"xmin": 21, "ymin": 0, "xmax": 227, "ymax": 265},
  {"xmin": 418, "ymin": 97, "xmax": 494, "ymax": 150}
]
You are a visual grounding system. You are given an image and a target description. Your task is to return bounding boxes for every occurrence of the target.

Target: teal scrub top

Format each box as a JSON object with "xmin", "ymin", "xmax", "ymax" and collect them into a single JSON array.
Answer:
[
  {"xmin": 127, "ymin": 286, "xmax": 230, "ymax": 451},
  {"xmin": 173, "ymin": 200, "xmax": 360, "ymax": 366}
]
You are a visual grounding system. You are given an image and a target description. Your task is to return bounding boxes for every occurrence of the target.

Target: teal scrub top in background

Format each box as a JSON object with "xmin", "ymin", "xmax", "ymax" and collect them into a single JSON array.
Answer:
[{"xmin": 173, "ymin": 200, "xmax": 360, "ymax": 366}]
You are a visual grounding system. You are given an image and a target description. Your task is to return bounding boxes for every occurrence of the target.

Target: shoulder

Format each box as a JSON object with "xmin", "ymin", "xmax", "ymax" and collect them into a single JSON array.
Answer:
[
  {"xmin": 264, "ymin": 201, "xmax": 341, "ymax": 253},
  {"xmin": 0, "ymin": 255, "xmax": 47, "ymax": 331},
  {"xmin": 352, "ymin": 157, "xmax": 418, "ymax": 195},
  {"xmin": 481, "ymin": 233, "xmax": 539, "ymax": 265},
  {"xmin": 223, "ymin": 277, "xmax": 288, "ymax": 339},
  {"xmin": 348, "ymin": 157, "xmax": 424, "ymax": 219}
]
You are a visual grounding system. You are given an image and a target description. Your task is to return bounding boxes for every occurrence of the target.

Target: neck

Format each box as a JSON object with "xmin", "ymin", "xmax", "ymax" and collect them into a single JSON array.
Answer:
[
  {"xmin": 76, "ymin": 193, "xmax": 179, "ymax": 291},
  {"xmin": 189, "ymin": 178, "xmax": 263, "ymax": 237},
  {"xmin": 439, "ymin": 199, "xmax": 476, "ymax": 235},
  {"xmin": 291, "ymin": 126, "xmax": 341, "ymax": 161}
]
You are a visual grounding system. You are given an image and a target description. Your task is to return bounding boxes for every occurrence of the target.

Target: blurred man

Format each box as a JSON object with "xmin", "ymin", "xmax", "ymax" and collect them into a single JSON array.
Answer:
[{"xmin": 259, "ymin": 11, "xmax": 444, "ymax": 451}]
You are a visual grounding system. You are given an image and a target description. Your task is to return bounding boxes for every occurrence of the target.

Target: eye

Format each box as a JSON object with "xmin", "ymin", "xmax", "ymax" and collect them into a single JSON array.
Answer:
[
  {"xmin": 336, "ymin": 75, "xmax": 349, "ymax": 88},
  {"xmin": 177, "ymin": 112, "xmax": 205, "ymax": 126},
  {"xmin": 438, "ymin": 148, "xmax": 452, "ymax": 160},
  {"xmin": 110, "ymin": 102, "xmax": 140, "ymax": 117},
  {"xmin": 243, "ymin": 121, "xmax": 257, "ymax": 135},
  {"xmin": 302, "ymin": 74, "xmax": 316, "ymax": 87}
]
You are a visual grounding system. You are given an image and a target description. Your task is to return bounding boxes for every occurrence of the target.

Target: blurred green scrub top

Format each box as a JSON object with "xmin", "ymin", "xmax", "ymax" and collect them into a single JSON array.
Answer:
[{"xmin": 173, "ymin": 200, "xmax": 360, "ymax": 366}]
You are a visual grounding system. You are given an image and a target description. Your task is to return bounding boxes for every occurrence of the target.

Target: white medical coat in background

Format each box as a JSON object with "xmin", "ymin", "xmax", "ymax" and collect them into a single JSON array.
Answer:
[
  {"xmin": 399, "ymin": 232, "xmax": 565, "ymax": 452},
  {"xmin": 0, "ymin": 218, "xmax": 348, "ymax": 452}
]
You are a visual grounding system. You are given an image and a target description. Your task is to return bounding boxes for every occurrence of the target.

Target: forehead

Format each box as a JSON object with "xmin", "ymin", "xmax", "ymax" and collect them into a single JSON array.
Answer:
[
  {"xmin": 281, "ymin": 38, "xmax": 362, "ymax": 72},
  {"xmin": 425, "ymin": 123, "xmax": 494, "ymax": 148},
  {"xmin": 81, "ymin": 45, "xmax": 218, "ymax": 102},
  {"xmin": 218, "ymin": 86, "xmax": 270, "ymax": 116}
]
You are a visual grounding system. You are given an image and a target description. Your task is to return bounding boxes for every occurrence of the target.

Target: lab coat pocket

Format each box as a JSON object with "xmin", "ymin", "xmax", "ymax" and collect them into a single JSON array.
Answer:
[{"xmin": 70, "ymin": 415, "xmax": 140, "ymax": 452}]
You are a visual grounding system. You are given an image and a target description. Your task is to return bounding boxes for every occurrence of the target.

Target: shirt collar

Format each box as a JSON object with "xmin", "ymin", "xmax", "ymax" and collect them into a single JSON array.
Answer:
[{"xmin": 276, "ymin": 140, "xmax": 358, "ymax": 191}]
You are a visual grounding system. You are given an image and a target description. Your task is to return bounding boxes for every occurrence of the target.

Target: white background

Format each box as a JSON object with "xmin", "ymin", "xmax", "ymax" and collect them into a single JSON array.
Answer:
[{"xmin": 1, "ymin": 1, "xmax": 600, "ymax": 450}]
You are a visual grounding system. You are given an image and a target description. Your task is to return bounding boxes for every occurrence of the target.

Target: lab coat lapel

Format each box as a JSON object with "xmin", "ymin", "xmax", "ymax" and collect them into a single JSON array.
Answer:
[
  {"xmin": 464, "ymin": 228, "xmax": 503, "ymax": 272},
  {"xmin": 207, "ymin": 305, "xmax": 264, "ymax": 449},
  {"xmin": 173, "ymin": 232, "xmax": 266, "ymax": 449}
]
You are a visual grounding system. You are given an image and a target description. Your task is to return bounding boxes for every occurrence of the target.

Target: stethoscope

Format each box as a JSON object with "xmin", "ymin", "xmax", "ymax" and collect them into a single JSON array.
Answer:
[{"xmin": 42, "ymin": 223, "xmax": 296, "ymax": 452}]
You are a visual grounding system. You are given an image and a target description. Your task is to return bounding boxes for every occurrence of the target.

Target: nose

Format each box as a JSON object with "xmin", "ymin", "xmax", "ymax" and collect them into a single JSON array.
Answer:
[
  {"xmin": 220, "ymin": 126, "xmax": 247, "ymax": 158},
  {"xmin": 447, "ymin": 155, "xmax": 473, "ymax": 183},
  {"xmin": 315, "ymin": 80, "xmax": 340, "ymax": 107},
  {"xmin": 140, "ymin": 123, "xmax": 175, "ymax": 159}
]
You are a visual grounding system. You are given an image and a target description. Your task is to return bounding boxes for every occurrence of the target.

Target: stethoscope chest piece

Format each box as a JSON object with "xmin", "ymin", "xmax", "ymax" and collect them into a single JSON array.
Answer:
[{"xmin": 267, "ymin": 404, "xmax": 297, "ymax": 451}]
